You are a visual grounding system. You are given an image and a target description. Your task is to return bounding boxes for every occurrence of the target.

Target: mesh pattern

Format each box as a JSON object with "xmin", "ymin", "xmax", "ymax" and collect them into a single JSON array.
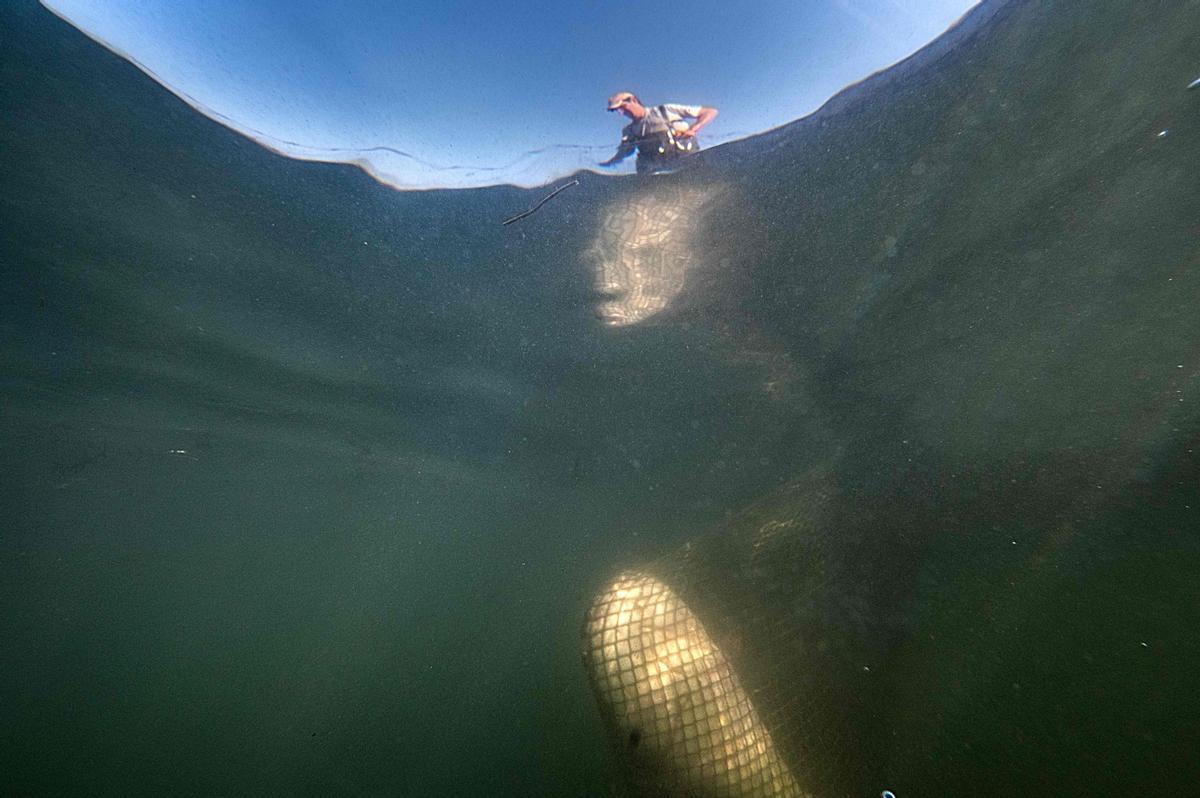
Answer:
[
  {"xmin": 584, "ymin": 183, "xmax": 720, "ymax": 327},
  {"xmin": 583, "ymin": 572, "xmax": 806, "ymax": 797}
]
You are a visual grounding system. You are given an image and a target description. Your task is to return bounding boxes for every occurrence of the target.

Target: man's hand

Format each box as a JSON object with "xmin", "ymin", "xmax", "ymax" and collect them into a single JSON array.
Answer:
[
  {"xmin": 683, "ymin": 107, "xmax": 718, "ymax": 137},
  {"xmin": 674, "ymin": 127, "xmax": 696, "ymax": 139},
  {"xmin": 601, "ymin": 141, "xmax": 635, "ymax": 167}
]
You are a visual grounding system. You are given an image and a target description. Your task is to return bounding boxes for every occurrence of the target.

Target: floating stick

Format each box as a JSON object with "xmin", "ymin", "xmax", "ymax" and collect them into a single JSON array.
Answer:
[{"xmin": 501, "ymin": 179, "xmax": 580, "ymax": 226}]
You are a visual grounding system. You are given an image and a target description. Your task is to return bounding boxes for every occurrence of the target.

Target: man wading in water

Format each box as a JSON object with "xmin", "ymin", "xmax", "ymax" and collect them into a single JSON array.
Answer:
[{"xmin": 600, "ymin": 91, "xmax": 718, "ymax": 174}]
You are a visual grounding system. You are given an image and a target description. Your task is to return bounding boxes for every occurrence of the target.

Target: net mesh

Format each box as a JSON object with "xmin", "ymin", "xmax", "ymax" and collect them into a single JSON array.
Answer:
[{"xmin": 583, "ymin": 571, "xmax": 806, "ymax": 798}]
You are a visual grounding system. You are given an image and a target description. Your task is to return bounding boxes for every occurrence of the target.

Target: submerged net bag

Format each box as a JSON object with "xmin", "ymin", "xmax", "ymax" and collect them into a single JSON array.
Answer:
[
  {"xmin": 582, "ymin": 432, "xmax": 1200, "ymax": 797},
  {"xmin": 584, "ymin": 571, "xmax": 805, "ymax": 797},
  {"xmin": 582, "ymin": 476, "xmax": 861, "ymax": 798}
]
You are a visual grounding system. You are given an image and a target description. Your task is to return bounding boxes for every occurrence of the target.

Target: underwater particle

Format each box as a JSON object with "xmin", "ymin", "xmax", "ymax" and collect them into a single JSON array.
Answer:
[
  {"xmin": 1156, "ymin": 130, "xmax": 1169, "ymax": 138},
  {"xmin": 882, "ymin": 791, "xmax": 896, "ymax": 798},
  {"xmin": 1188, "ymin": 77, "xmax": 1200, "ymax": 90}
]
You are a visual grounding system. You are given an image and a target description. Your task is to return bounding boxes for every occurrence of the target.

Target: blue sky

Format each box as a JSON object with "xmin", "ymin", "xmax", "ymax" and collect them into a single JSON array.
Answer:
[{"xmin": 43, "ymin": 0, "xmax": 977, "ymax": 189}]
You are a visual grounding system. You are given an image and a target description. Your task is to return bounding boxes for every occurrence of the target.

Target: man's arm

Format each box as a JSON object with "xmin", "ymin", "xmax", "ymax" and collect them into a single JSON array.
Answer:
[
  {"xmin": 675, "ymin": 106, "xmax": 718, "ymax": 138},
  {"xmin": 599, "ymin": 137, "xmax": 636, "ymax": 166}
]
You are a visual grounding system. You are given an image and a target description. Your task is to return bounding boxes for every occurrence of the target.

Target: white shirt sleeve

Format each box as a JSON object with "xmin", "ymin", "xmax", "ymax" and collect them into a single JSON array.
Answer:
[{"xmin": 661, "ymin": 103, "xmax": 704, "ymax": 119}]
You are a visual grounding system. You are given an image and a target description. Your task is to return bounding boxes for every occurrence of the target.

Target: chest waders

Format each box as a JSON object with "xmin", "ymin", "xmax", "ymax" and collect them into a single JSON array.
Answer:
[{"xmin": 632, "ymin": 106, "xmax": 700, "ymax": 174}]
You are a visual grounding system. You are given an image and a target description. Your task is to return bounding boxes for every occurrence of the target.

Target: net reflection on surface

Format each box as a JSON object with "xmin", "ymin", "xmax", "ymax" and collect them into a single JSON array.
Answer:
[{"xmin": 586, "ymin": 182, "xmax": 723, "ymax": 327}]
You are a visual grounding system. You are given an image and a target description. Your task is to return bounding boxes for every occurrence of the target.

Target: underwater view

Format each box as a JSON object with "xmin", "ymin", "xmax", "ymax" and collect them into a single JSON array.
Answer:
[{"xmin": 2, "ymin": 0, "xmax": 1199, "ymax": 795}]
